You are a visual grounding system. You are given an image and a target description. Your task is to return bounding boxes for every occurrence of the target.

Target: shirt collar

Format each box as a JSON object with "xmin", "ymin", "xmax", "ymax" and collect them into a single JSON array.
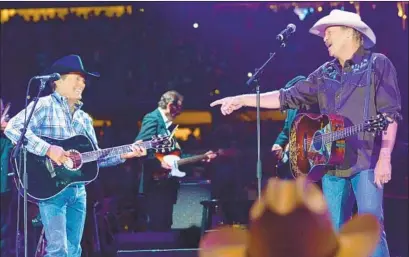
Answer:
[
  {"xmin": 349, "ymin": 46, "xmax": 368, "ymax": 65},
  {"xmin": 52, "ymin": 91, "xmax": 84, "ymax": 111},
  {"xmin": 158, "ymin": 107, "xmax": 172, "ymax": 128},
  {"xmin": 333, "ymin": 46, "xmax": 369, "ymax": 69}
]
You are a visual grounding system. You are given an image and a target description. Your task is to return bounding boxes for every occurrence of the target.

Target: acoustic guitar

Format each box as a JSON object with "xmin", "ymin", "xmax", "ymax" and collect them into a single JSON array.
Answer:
[
  {"xmin": 11, "ymin": 134, "xmax": 173, "ymax": 202},
  {"xmin": 288, "ymin": 113, "xmax": 390, "ymax": 181}
]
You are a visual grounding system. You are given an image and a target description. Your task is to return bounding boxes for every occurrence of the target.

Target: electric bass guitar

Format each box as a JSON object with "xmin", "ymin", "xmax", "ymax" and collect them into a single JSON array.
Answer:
[
  {"xmin": 152, "ymin": 149, "xmax": 231, "ymax": 180},
  {"xmin": 288, "ymin": 113, "xmax": 390, "ymax": 181},
  {"xmin": 11, "ymin": 134, "xmax": 173, "ymax": 202}
]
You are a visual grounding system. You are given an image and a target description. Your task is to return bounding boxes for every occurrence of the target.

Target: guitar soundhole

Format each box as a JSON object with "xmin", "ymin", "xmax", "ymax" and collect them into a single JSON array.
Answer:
[
  {"xmin": 64, "ymin": 150, "xmax": 83, "ymax": 171},
  {"xmin": 311, "ymin": 131, "xmax": 323, "ymax": 152}
]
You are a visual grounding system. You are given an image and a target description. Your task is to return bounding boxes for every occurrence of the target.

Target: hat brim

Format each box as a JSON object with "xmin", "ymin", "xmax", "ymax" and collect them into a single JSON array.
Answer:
[
  {"xmin": 309, "ymin": 19, "xmax": 376, "ymax": 49},
  {"xmin": 199, "ymin": 214, "xmax": 380, "ymax": 257},
  {"xmin": 44, "ymin": 65, "xmax": 100, "ymax": 78},
  {"xmin": 336, "ymin": 214, "xmax": 381, "ymax": 257}
]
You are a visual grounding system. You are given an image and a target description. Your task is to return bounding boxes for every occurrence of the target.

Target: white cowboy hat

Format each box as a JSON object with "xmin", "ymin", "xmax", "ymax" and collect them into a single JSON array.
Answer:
[
  {"xmin": 309, "ymin": 9, "xmax": 376, "ymax": 49},
  {"xmin": 199, "ymin": 177, "xmax": 381, "ymax": 257}
]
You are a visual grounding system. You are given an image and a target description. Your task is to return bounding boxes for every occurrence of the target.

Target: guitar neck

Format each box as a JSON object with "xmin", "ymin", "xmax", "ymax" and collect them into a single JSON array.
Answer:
[
  {"xmin": 81, "ymin": 141, "xmax": 152, "ymax": 163},
  {"xmin": 177, "ymin": 154, "xmax": 207, "ymax": 166},
  {"xmin": 324, "ymin": 123, "xmax": 365, "ymax": 143}
]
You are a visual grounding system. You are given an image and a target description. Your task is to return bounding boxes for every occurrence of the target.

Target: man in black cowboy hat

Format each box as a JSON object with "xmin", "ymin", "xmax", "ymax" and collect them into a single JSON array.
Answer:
[{"xmin": 4, "ymin": 55, "xmax": 148, "ymax": 257}]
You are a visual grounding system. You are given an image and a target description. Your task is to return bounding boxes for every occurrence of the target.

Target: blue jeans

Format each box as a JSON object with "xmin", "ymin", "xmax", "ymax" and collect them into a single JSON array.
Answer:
[
  {"xmin": 322, "ymin": 170, "xmax": 389, "ymax": 257},
  {"xmin": 38, "ymin": 184, "xmax": 86, "ymax": 257}
]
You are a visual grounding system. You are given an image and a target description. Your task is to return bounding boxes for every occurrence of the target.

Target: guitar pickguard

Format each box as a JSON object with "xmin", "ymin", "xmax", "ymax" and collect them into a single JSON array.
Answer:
[{"xmin": 307, "ymin": 123, "xmax": 333, "ymax": 167}]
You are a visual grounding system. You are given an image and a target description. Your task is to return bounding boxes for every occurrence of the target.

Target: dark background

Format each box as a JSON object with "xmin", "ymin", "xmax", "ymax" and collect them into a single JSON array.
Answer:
[{"xmin": 1, "ymin": 2, "xmax": 407, "ymax": 256}]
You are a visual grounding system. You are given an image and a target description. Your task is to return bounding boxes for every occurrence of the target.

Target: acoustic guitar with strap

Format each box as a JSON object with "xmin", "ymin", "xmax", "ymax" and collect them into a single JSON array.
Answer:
[
  {"xmin": 288, "ymin": 113, "xmax": 391, "ymax": 181},
  {"xmin": 10, "ymin": 134, "xmax": 173, "ymax": 202}
]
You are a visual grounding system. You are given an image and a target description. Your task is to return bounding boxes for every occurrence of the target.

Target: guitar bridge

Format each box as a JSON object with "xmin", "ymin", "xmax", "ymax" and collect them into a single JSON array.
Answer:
[
  {"xmin": 303, "ymin": 132, "xmax": 308, "ymax": 158},
  {"xmin": 45, "ymin": 159, "xmax": 57, "ymax": 178}
]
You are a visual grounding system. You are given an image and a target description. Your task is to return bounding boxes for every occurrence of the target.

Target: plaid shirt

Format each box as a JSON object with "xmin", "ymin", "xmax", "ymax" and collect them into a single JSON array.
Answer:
[{"xmin": 4, "ymin": 92, "xmax": 125, "ymax": 168}]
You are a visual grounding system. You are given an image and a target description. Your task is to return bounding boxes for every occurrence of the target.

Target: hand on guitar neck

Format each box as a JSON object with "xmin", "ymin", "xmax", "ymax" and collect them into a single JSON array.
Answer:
[
  {"xmin": 203, "ymin": 150, "xmax": 218, "ymax": 162},
  {"xmin": 1, "ymin": 120, "xmax": 7, "ymax": 131},
  {"xmin": 46, "ymin": 140, "xmax": 148, "ymax": 166}
]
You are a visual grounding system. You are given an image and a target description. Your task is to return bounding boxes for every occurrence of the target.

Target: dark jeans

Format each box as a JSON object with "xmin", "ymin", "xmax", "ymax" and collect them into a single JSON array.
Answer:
[{"xmin": 322, "ymin": 169, "xmax": 389, "ymax": 257}]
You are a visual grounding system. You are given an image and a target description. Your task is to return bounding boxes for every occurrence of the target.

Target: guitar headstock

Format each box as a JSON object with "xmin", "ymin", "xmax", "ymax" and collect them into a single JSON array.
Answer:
[
  {"xmin": 364, "ymin": 114, "xmax": 391, "ymax": 135},
  {"xmin": 151, "ymin": 134, "xmax": 175, "ymax": 153}
]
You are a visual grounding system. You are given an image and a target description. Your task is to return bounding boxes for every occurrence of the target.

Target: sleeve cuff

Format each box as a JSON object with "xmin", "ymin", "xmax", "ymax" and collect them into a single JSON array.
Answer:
[
  {"xmin": 384, "ymin": 112, "xmax": 402, "ymax": 123},
  {"xmin": 33, "ymin": 140, "xmax": 51, "ymax": 157},
  {"xmin": 278, "ymin": 88, "xmax": 289, "ymax": 112}
]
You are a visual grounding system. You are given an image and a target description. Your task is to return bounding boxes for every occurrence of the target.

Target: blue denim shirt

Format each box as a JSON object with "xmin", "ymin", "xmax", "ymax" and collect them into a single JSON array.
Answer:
[{"xmin": 279, "ymin": 47, "xmax": 402, "ymax": 177}]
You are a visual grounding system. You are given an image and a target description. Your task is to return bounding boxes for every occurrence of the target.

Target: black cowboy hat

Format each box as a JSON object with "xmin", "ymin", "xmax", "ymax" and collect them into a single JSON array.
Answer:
[{"xmin": 44, "ymin": 54, "xmax": 100, "ymax": 78}]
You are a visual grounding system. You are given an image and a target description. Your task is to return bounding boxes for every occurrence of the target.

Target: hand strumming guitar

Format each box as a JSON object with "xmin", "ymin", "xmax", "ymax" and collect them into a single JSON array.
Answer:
[
  {"xmin": 46, "ymin": 145, "xmax": 71, "ymax": 166},
  {"xmin": 271, "ymin": 144, "xmax": 284, "ymax": 160},
  {"xmin": 161, "ymin": 161, "xmax": 172, "ymax": 170}
]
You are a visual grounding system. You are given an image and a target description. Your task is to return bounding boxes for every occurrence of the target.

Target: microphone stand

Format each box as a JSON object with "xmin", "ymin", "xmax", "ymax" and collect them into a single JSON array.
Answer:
[
  {"xmin": 12, "ymin": 78, "xmax": 47, "ymax": 257},
  {"xmin": 246, "ymin": 40, "xmax": 289, "ymax": 201}
]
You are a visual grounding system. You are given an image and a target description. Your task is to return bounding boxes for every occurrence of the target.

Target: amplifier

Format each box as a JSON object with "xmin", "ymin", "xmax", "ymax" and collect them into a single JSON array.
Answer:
[{"xmin": 172, "ymin": 179, "xmax": 211, "ymax": 229}]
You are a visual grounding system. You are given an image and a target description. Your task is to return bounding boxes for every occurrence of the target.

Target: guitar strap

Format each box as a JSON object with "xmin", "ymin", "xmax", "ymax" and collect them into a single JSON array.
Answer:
[{"xmin": 363, "ymin": 53, "xmax": 376, "ymax": 120}]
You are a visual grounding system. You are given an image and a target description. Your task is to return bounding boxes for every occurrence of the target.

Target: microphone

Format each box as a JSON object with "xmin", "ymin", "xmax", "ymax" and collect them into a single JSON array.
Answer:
[
  {"xmin": 33, "ymin": 73, "xmax": 61, "ymax": 81},
  {"xmin": 276, "ymin": 24, "xmax": 296, "ymax": 41}
]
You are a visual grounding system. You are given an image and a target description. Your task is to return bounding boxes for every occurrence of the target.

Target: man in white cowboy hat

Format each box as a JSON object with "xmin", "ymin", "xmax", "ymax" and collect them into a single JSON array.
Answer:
[
  {"xmin": 210, "ymin": 9, "xmax": 401, "ymax": 257},
  {"xmin": 4, "ymin": 55, "xmax": 148, "ymax": 257}
]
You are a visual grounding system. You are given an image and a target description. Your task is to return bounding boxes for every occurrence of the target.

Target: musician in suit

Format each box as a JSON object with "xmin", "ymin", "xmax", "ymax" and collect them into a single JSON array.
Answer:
[
  {"xmin": 4, "ymin": 55, "xmax": 147, "ymax": 257},
  {"xmin": 135, "ymin": 90, "xmax": 216, "ymax": 231},
  {"xmin": 1, "ymin": 98, "xmax": 14, "ymax": 256},
  {"xmin": 210, "ymin": 10, "xmax": 401, "ymax": 257}
]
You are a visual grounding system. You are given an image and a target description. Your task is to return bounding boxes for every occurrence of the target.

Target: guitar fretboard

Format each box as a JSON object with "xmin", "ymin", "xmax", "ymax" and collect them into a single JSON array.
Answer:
[
  {"xmin": 81, "ymin": 141, "xmax": 153, "ymax": 163},
  {"xmin": 177, "ymin": 154, "xmax": 207, "ymax": 166},
  {"xmin": 321, "ymin": 123, "xmax": 366, "ymax": 144}
]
